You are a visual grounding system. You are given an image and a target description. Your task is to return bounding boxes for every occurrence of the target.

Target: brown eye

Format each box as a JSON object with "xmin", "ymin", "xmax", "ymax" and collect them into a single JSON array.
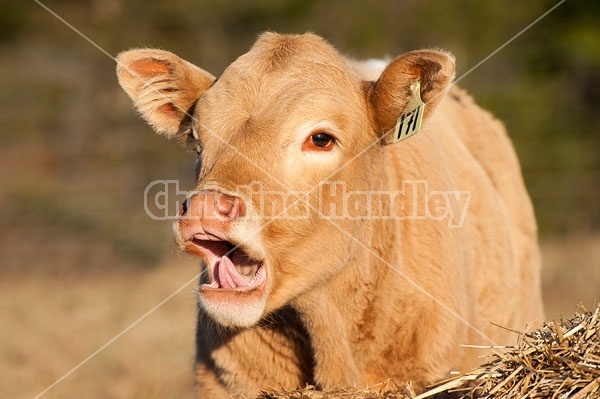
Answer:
[{"xmin": 304, "ymin": 132, "xmax": 335, "ymax": 151}]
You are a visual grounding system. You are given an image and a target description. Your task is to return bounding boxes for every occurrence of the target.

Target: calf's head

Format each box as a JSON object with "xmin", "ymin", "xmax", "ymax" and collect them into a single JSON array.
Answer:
[{"xmin": 116, "ymin": 33, "xmax": 454, "ymax": 327}]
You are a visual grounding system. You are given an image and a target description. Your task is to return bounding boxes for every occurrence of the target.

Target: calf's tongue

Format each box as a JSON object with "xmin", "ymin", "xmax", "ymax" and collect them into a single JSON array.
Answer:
[{"xmin": 217, "ymin": 255, "xmax": 252, "ymax": 289}]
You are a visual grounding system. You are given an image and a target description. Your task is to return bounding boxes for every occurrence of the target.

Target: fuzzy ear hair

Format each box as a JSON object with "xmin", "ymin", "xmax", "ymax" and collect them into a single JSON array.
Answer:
[
  {"xmin": 368, "ymin": 50, "xmax": 455, "ymax": 136},
  {"xmin": 116, "ymin": 49, "xmax": 216, "ymax": 138}
]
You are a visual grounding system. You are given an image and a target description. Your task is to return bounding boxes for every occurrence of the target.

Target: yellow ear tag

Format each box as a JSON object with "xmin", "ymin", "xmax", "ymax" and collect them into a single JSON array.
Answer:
[{"xmin": 389, "ymin": 80, "xmax": 425, "ymax": 143}]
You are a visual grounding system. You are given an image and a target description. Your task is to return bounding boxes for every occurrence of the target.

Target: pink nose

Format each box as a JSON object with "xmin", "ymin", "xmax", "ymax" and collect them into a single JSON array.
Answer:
[{"xmin": 178, "ymin": 191, "xmax": 245, "ymax": 242}]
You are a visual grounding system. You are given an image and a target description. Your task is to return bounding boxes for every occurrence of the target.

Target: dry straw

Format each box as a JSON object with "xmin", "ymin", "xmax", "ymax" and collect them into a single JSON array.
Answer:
[
  {"xmin": 259, "ymin": 303, "xmax": 600, "ymax": 399},
  {"xmin": 259, "ymin": 381, "xmax": 415, "ymax": 399}
]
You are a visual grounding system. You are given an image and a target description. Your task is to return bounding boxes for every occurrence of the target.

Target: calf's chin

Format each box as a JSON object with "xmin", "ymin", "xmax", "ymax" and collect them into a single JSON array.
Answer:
[{"xmin": 198, "ymin": 286, "xmax": 268, "ymax": 328}]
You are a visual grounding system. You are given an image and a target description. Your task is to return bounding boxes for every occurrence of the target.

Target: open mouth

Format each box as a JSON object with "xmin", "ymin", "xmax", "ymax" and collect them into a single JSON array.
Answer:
[{"xmin": 189, "ymin": 238, "xmax": 266, "ymax": 291}]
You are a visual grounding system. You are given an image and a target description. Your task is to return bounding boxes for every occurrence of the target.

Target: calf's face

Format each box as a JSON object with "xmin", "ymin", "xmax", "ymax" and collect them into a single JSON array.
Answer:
[{"xmin": 116, "ymin": 33, "xmax": 454, "ymax": 327}]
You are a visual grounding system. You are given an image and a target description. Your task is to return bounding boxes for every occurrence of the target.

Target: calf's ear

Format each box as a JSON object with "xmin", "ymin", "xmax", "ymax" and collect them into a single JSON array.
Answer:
[
  {"xmin": 368, "ymin": 50, "xmax": 455, "ymax": 137},
  {"xmin": 116, "ymin": 49, "xmax": 215, "ymax": 138}
]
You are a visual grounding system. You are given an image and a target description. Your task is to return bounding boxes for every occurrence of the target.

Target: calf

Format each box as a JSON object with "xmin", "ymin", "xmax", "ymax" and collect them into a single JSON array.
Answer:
[{"xmin": 116, "ymin": 32, "xmax": 544, "ymax": 398}]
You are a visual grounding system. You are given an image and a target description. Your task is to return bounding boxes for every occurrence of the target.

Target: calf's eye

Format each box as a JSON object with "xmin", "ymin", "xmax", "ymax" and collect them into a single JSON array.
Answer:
[{"xmin": 305, "ymin": 132, "xmax": 335, "ymax": 151}]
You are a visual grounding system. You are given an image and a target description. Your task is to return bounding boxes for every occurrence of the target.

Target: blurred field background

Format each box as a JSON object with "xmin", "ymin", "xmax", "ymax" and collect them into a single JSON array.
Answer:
[{"xmin": 1, "ymin": 0, "xmax": 598, "ymax": 398}]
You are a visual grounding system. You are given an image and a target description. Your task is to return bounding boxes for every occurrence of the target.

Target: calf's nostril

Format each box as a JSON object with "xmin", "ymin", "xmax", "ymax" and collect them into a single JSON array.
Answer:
[
  {"xmin": 216, "ymin": 196, "xmax": 236, "ymax": 217},
  {"xmin": 215, "ymin": 194, "xmax": 244, "ymax": 218}
]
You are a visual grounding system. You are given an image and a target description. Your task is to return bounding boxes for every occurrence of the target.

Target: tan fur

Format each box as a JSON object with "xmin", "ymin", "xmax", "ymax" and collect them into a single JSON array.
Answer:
[{"xmin": 116, "ymin": 32, "xmax": 544, "ymax": 398}]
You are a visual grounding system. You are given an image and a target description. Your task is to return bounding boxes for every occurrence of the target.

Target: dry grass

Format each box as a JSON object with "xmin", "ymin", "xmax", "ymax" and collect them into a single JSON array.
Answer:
[
  {"xmin": 0, "ymin": 236, "xmax": 598, "ymax": 398},
  {"xmin": 428, "ymin": 304, "xmax": 600, "ymax": 398},
  {"xmin": 479, "ymin": 304, "xmax": 599, "ymax": 397},
  {"xmin": 540, "ymin": 234, "xmax": 600, "ymax": 319},
  {"xmin": 0, "ymin": 258, "xmax": 199, "ymax": 399},
  {"xmin": 259, "ymin": 383, "xmax": 415, "ymax": 399}
]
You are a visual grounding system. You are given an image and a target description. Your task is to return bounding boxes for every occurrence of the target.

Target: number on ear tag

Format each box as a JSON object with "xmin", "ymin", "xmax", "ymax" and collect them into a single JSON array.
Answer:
[{"xmin": 389, "ymin": 80, "xmax": 425, "ymax": 143}]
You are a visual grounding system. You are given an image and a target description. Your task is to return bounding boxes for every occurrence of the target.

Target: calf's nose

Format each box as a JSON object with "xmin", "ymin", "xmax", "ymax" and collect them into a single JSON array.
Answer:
[
  {"xmin": 178, "ymin": 190, "xmax": 245, "ymax": 242},
  {"xmin": 180, "ymin": 191, "xmax": 245, "ymax": 219}
]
